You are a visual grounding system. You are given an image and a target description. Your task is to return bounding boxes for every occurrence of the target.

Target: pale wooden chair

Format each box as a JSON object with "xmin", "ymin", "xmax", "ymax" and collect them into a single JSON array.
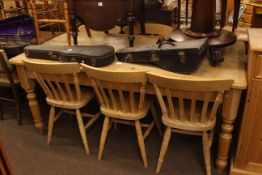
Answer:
[
  {"xmin": 81, "ymin": 64, "xmax": 162, "ymax": 168},
  {"xmin": 23, "ymin": 59, "xmax": 100, "ymax": 154},
  {"xmin": 146, "ymin": 72, "xmax": 234, "ymax": 175}
]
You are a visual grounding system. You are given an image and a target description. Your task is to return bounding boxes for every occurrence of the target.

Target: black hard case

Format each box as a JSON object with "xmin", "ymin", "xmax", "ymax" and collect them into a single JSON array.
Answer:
[
  {"xmin": 24, "ymin": 45, "xmax": 115, "ymax": 67},
  {"xmin": 116, "ymin": 38, "xmax": 208, "ymax": 74}
]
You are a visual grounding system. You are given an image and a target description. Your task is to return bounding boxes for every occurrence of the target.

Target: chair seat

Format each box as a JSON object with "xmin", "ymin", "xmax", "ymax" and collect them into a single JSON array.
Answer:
[
  {"xmin": 46, "ymin": 89, "xmax": 95, "ymax": 109},
  {"xmin": 161, "ymin": 98, "xmax": 216, "ymax": 131},
  {"xmin": 101, "ymin": 95, "xmax": 153, "ymax": 120},
  {"xmin": 162, "ymin": 116, "xmax": 216, "ymax": 132}
]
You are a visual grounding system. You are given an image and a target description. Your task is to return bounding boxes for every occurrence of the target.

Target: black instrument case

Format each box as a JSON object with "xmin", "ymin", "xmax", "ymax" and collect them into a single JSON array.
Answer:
[
  {"xmin": 116, "ymin": 38, "xmax": 208, "ymax": 74},
  {"xmin": 24, "ymin": 45, "xmax": 115, "ymax": 67}
]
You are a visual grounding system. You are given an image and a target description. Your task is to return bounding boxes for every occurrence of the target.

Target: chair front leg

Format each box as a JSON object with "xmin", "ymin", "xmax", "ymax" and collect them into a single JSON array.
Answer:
[
  {"xmin": 202, "ymin": 131, "xmax": 211, "ymax": 175},
  {"xmin": 156, "ymin": 126, "xmax": 172, "ymax": 173},
  {"xmin": 135, "ymin": 120, "xmax": 148, "ymax": 168},
  {"xmin": 47, "ymin": 106, "xmax": 56, "ymax": 145},
  {"xmin": 98, "ymin": 116, "xmax": 110, "ymax": 160},
  {"xmin": 76, "ymin": 109, "xmax": 90, "ymax": 155}
]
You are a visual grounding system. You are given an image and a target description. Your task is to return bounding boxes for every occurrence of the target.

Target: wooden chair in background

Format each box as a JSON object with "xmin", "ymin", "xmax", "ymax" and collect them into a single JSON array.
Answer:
[
  {"xmin": 29, "ymin": 0, "xmax": 71, "ymax": 45},
  {"xmin": 0, "ymin": 50, "xmax": 22, "ymax": 124},
  {"xmin": 0, "ymin": 0, "xmax": 28, "ymax": 19},
  {"xmin": 138, "ymin": 0, "xmax": 176, "ymax": 35},
  {"xmin": 81, "ymin": 64, "xmax": 162, "ymax": 168},
  {"xmin": 23, "ymin": 60, "xmax": 100, "ymax": 154},
  {"xmin": 147, "ymin": 72, "xmax": 233, "ymax": 175}
]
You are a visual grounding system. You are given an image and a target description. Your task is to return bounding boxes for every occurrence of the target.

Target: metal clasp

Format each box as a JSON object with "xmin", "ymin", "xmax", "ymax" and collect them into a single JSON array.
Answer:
[
  {"xmin": 151, "ymin": 52, "xmax": 159, "ymax": 62},
  {"xmin": 125, "ymin": 53, "xmax": 133, "ymax": 62},
  {"xmin": 91, "ymin": 58, "xmax": 96, "ymax": 66},
  {"xmin": 178, "ymin": 51, "xmax": 186, "ymax": 63}
]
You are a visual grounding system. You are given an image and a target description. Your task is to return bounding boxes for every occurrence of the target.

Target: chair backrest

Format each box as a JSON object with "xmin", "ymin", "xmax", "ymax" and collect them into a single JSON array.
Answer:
[
  {"xmin": 81, "ymin": 64, "xmax": 147, "ymax": 114},
  {"xmin": 146, "ymin": 72, "xmax": 234, "ymax": 125},
  {"xmin": 23, "ymin": 59, "xmax": 82, "ymax": 103},
  {"xmin": 0, "ymin": 50, "xmax": 13, "ymax": 72},
  {"xmin": 0, "ymin": 50, "xmax": 17, "ymax": 87}
]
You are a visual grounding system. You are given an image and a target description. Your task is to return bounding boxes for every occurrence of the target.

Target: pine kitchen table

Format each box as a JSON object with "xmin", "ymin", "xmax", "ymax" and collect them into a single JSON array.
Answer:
[{"xmin": 9, "ymin": 25, "xmax": 247, "ymax": 172}]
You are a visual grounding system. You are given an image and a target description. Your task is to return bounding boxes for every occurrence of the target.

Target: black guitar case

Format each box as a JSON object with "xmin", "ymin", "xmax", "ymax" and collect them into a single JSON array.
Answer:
[
  {"xmin": 24, "ymin": 45, "xmax": 115, "ymax": 67},
  {"xmin": 116, "ymin": 38, "xmax": 208, "ymax": 74}
]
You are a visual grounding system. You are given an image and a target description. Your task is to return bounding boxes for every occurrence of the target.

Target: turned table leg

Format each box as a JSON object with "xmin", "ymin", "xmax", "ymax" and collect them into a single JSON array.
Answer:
[
  {"xmin": 16, "ymin": 65, "xmax": 44, "ymax": 134},
  {"xmin": 216, "ymin": 89, "xmax": 242, "ymax": 171}
]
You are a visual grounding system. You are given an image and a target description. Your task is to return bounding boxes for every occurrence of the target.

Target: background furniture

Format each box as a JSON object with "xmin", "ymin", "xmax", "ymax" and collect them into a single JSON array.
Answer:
[
  {"xmin": 29, "ymin": 0, "xmax": 71, "ymax": 45},
  {"xmin": 169, "ymin": 0, "xmax": 241, "ymax": 66},
  {"xmin": 0, "ymin": 50, "xmax": 21, "ymax": 124},
  {"xmin": 230, "ymin": 28, "xmax": 262, "ymax": 175},
  {"xmin": 240, "ymin": 0, "xmax": 262, "ymax": 27},
  {"xmin": 82, "ymin": 64, "xmax": 161, "ymax": 168},
  {"xmin": 0, "ymin": 0, "xmax": 28, "ymax": 19},
  {"xmin": 9, "ymin": 26, "xmax": 247, "ymax": 172},
  {"xmin": 147, "ymin": 72, "xmax": 233, "ymax": 174},
  {"xmin": 23, "ymin": 60, "xmax": 100, "ymax": 154},
  {"xmin": 137, "ymin": 0, "xmax": 176, "ymax": 34},
  {"xmin": 70, "ymin": 0, "xmax": 135, "ymax": 47}
]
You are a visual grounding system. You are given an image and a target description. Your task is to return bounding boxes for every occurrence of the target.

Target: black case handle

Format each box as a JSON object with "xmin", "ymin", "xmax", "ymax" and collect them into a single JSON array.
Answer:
[{"xmin": 156, "ymin": 37, "xmax": 175, "ymax": 48}]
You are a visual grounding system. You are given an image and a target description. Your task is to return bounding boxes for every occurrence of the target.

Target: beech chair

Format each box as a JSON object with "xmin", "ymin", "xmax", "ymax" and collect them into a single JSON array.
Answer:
[
  {"xmin": 146, "ymin": 72, "xmax": 234, "ymax": 175},
  {"xmin": 81, "ymin": 64, "xmax": 162, "ymax": 168},
  {"xmin": 23, "ymin": 59, "xmax": 100, "ymax": 154},
  {"xmin": 29, "ymin": 0, "xmax": 71, "ymax": 45},
  {"xmin": 0, "ymin": 50, "xmax": 22, "ymax": 124}
]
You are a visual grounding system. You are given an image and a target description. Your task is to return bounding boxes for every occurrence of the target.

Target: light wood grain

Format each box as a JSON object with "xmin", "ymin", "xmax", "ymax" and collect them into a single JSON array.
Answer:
[
  {"xmin": 9, "ymin": 25, "xmax": 247, "ymax": 90},
  {"xmin": 23, "ymin": 60, "xmax": 99, "ymax": 154},
  {"xmin": 82, "ymin": 64, "xmax": 160, "ymax": 167},
  {"xmin": 230, "ymin": 27, "xmax": 262, "ymax": 175},
  {"xmin": 242, "ymin": 0, "xmax": 262, "ymax": 7},
  {"xmin": 29, "ymin": 0, "xmax": 71, "ymax": 45},
  {"xmin": 248, "ymin": 28, "xmax": 262, "ymax": 51},
  {"xmin": 9, "ymin": 25, "xmax": 247, "ymax": 171},
  {"xmin": 148, "ymin": 72, "xmax": 233, "ymax": 174}
]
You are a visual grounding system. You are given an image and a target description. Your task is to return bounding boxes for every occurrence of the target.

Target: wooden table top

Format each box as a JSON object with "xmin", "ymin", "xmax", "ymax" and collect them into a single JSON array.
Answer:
[
  {"xmin": 9, "ymin": 24, "xmax": 247, "ymax": 90},
  {"xmin": 242, "ymin": 0, "xmax": 262, "ymax": 7},
  {"xmin": 248, "ymin": 28, "xmax": 262, "ymax": 51}
]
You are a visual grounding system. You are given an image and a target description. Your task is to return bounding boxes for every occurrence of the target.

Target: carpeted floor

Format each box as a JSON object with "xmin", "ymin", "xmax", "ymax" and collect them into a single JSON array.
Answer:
[{"xmin": 0, "ymin": 91, "xmax": 228, "ymax": 175}]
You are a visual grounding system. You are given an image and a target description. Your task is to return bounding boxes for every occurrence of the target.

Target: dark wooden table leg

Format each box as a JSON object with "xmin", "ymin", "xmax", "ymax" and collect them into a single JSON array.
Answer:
[
  {"xmin": 128, "ymin": 12, "xmax": 135, "ymax": 47},
  {"xmin": 70, "ymin": 0, "xmax": 78, "ymax": 45}
]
